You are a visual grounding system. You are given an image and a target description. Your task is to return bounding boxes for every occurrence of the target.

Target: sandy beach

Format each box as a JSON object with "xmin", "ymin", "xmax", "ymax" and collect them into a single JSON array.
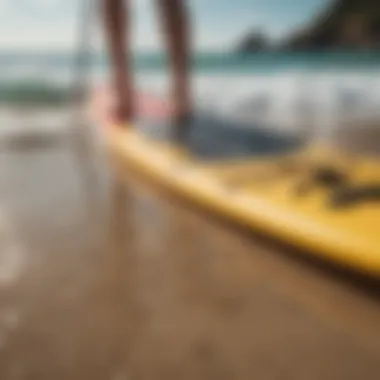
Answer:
[{"xmin": 0, "ymin": 108, "xmax": 378, "ymax": 378}]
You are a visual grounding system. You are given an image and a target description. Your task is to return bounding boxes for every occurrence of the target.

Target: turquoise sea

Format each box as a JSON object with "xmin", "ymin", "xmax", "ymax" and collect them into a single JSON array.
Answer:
[
  {"xmin": 1, "ymin": 51, "xmax": 380, "ymax": 127},
  {"xmin": 1, "ymin": 51, "xmax": 380, "ymax": 80}
]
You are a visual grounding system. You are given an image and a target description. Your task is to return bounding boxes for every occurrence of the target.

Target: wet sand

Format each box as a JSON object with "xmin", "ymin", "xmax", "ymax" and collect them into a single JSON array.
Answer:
[{"xmin": 0, "ymin": 134, "xmax": 379, "ymax": 379}]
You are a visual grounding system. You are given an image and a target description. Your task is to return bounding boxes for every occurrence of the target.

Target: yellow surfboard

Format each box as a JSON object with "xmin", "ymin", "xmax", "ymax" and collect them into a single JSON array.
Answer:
[{"xmin": 107, "ymin": 121, "xmax": 380, "ymax": 278}]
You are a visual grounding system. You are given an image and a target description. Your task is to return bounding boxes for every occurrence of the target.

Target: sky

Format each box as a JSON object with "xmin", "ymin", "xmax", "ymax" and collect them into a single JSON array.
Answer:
[{"xmin": 0, "ymin": 0, "xmax": 328, "ymax": 51}]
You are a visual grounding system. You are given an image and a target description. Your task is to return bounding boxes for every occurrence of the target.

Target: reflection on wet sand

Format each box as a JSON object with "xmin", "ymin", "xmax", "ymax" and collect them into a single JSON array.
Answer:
[{"xmin": 0, "ymin": 139, "xmax": 379, "ymax": 379}]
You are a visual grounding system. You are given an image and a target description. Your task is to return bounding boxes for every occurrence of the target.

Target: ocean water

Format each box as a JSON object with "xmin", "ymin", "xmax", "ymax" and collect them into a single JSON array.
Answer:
[{"xmin": 1, "ymin": 51, "xmax": 380, "ymax": 138}]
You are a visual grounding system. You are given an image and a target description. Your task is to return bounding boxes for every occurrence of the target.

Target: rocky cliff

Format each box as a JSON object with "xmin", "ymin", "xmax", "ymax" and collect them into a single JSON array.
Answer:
[{"xmin": 285, "ymin": 0, "xmax": 380, "ymax": 50}]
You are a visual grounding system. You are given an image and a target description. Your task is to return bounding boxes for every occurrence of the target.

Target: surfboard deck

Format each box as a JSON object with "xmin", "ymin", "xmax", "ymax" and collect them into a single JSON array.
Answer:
[
  {"xmin": 92, "ymin": 87, "xmax": 380, "ymax": 277},
  {"xmin": 107, "ymin": 123, "xmax": 380, "ymax": 278}
]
